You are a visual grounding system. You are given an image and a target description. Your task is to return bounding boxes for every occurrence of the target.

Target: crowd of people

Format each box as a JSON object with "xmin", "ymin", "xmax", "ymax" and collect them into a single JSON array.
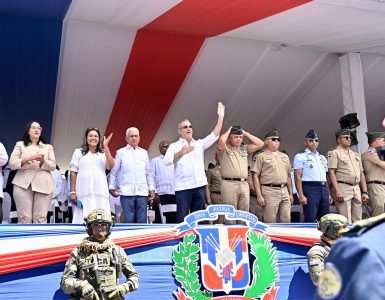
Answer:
[{"xmin": 1, "ymin": 106, "xmax": 385, "ymax": 225}]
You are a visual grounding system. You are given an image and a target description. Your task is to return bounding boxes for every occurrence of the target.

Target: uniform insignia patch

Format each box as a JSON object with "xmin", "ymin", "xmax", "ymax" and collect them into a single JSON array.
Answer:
[
  {"xmin": 368, "ymin": 149, "xmax": 378, "ymax": 155},
  {"xmin": 317, "ymin": 262, "xmax": 342, "ymax": 299},
  {"xmin": 309, "ymin": 258, "xmax": 321, "ymax": 266}
]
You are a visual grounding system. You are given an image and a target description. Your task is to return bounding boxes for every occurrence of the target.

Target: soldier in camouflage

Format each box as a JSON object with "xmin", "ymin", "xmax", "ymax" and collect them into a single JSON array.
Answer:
[
  {"xmin": 306, "ymin": 213, "xmax": 348, "ymax": 285},
  {"xmin": 61, "ymin": 209, "xmax": 139, "ymax": 300}
]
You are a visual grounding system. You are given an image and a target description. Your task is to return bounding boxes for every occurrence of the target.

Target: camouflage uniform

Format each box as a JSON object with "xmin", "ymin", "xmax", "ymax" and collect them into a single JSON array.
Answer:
[
  {"xmin": 307, "ymin": 213, "xmax": 348, "ymax": 285},
  {"xmin": 61, "ymin": 209, "xmax": 139, "ymax": 300}
]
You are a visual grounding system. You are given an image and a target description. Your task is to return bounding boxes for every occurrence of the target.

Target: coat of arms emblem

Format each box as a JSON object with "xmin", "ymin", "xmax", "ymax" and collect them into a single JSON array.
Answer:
[{"xmin": 172, "ymin": 205, "xmax": 280, "ymax": 300}]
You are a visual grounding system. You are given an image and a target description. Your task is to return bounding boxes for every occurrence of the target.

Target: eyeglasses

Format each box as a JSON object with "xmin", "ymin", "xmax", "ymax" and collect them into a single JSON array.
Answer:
[
  {"xmin": 90, "ymin": 223, "xmax": 109, "ymax": 230},
  {"xmin": 180, "ymin": 125, "xmax": 193, "ymax": 129},
  {"xmin": 341, "ymin": 136, "xmax": 351, "ymax": 140},
  {"xmin": 308, "ymin": 139, "xmax": 319, "ymax": 143},
  {"xmin": 270, "ymin": 138, "xmax": 280, "ymax": 142},
  {"xmin": 30, "ymin": 126, "xmax": 42, "ymax": 131}
]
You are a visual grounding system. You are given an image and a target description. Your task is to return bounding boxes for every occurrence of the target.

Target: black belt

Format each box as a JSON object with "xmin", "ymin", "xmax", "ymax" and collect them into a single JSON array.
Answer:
[
  {"xmin": 337, "ymin": 181, "xmax": 358, "ymax": 186},
  {"xmin": 222, "ymin": 177, "xmax": 247, "ymax": 182},
  {"xmin": 211, "ymin": 191, "xmax": 221, "ymax": 194},
  {"xmin": 261, "ymin": 183, "xmax": 287, "ymax": 188},
  {"xmin": 368, "ymin": 181, "xmax": 385, "ymax": 186},
  {"xmin": 302, "ymin": 181, "xmax": 326, "ymax": 186}
]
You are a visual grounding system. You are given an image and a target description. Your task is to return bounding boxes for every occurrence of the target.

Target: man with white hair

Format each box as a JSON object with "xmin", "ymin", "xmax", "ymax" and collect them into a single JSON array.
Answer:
[
  {"xmin": 109, "ymin": 127, "xmax": 155, "ymax": 223},
  {"xmin": 165, "ymin": 102, "xmax": 225, "ymax": 223}
]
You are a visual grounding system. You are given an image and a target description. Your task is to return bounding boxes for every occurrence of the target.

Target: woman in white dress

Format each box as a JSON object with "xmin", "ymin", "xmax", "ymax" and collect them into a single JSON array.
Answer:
[{"xmin": 69, "ymin": 128, "xmax": 115, "ymax": 223}]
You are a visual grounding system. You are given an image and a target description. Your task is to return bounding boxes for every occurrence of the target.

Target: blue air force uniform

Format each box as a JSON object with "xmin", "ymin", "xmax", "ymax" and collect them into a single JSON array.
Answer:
[
  {"xmin": 314, "ymin": 213, "xmax": 385, "ymax": 300},
  {"xmin": 293, "ymin": 130, "xmax": 329, "ymax": 222}
]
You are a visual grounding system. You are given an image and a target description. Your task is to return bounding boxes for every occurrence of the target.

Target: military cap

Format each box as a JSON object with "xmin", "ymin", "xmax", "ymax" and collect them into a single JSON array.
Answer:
[
  {"xmin": 230, "ymin": 125, "xmax": 243, "ymax": 135},
  {"xmin": 335, "ymin": 129, "xmax": 351, "ymax": 138},
  {"xmin": 306, "ymin": 129, "xmax": 318, "ymax": 139},
  {"xmin": 264, "ymin": 129, "xmax": 279, "ymax": 140},
  {"xmin": 317, "ymin": 213, "xmax": 349, "ymax": 239},
  {"xmin": 366, "ymin": 131, "xmax": 385, "ymax": 140}
]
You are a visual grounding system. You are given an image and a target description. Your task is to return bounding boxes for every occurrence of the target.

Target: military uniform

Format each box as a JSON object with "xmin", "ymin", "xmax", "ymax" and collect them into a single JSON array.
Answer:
[
  {"xmin": 315, "ymin": 213, "xmax": 385, "ymax": 300},
  {"xmin": 306, "ymin": 213, "xmax": 348, "ymax": 286},
  {"xmin": 362, "ymin": 145, "xmax": 385, "ymax": 217},
  {"xmin": 61, "ymin": 238, "xmax": 139, "ymax": 299},
  {"xmin": 307, "ymin": 240, "xmax": 331, "ymax": 286},
  {"xmin": 328, "ymin": 145, "xmax": 363, "ymax": 223},
  {"xmin": 207, "ymin": 165, "xmax": 223, "ymax": 206},
  {"xmin": 217, "ymin": 143, "xmax": 250, "ymax": 221},
  {"xmin": 251, "ymin": 149, "xmax": 291, "ymax": 223},
  {"xmin": 247, "ymin": 171, "xmax": 263, "ymax": 221},
  {"xmin": 61, "ymin": 209, "xmax": 139, "ymax": 300}
]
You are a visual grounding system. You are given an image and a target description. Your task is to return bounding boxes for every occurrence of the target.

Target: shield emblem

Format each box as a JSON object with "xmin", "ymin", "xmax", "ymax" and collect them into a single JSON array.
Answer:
[{"xmin": 195, "ymin": 226, "xmax": 251, "ymax": 294}]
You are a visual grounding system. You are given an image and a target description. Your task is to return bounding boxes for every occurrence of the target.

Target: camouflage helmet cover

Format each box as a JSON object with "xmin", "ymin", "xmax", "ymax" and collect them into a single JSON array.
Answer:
[
  {"xmin": 317, "ymin": 213, "xmax": 349, "ymax": 239},
  {"xmin": 85, "ymin": 209, "xmax": 113, "ymax": 225}
]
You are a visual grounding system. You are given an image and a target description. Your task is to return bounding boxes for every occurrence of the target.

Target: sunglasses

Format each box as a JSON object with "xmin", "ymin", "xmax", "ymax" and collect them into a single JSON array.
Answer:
[
  {"xmin": 308, "ymin": 139, "xmax": 319, "ymax": 143},
  {"xmin": 270, "ymin": 138, "xmax": 280, "ymax": 142},
  {"xmin": 87, "ymin": 127, "xmax": 99, "ymax": 131},
  {"xmin": 341, "ymin": 136, "xmax": 351, "ymax": 140},
  {"xmin": 181, "ymin": 125, "xmax": 193, "ymax": 129},
  {"xmin": 162, "ymin": 145, "xmax": 170, "ymax": 148}
]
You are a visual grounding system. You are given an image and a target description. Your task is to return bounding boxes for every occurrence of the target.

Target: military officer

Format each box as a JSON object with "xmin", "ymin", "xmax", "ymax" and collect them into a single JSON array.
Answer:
[
  {"xmin": 61, "ymin": 209, "xmax": 139, "ymax": 300},
  {"xmin": 362, "ymin": 131, "xmax": 385, "ymax": 217},
  {"xmin": 315, "ymin": 213, "xmax": 385, "ymax": 300},
  {"xmin": 217, "ymin": 126, "xmax": 264, "ymax": 223},
  {"xmin": 306, "ymin": 213, "xmax": 348, "ymax": 286},
  {"xmin": 294, "ymin": 130, "xmax": 329, "ymax": 222},
  {"xmin": 251, "ymin": 130, "xmax": 293, "ymax": 223},
  {"xmin": 328, "ymin": 129, "xmax": 369, "ymax": 223},
  {"xmin": 205, "ymin": 153, "xmax": 224, "ymax": 222}
]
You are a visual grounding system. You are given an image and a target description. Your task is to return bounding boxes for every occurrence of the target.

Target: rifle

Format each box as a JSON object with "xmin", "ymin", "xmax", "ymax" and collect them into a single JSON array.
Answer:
[{"xmin": 82, "ymin": 258, "xmax": 107, "ymax": 300}]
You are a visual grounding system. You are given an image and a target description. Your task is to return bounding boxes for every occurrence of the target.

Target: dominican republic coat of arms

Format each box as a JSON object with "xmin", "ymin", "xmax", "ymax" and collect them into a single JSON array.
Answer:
[{"xmin": 172, "ymin": 205, "xmax": 279, "ymax": 300}]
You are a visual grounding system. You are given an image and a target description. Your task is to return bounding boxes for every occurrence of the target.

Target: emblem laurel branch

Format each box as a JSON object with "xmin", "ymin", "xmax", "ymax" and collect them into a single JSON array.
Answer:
[
  {"xmin": 244, "ymin": 230, "xmax": 279, "ymax": 298},
  {"xmin": 172, "ymin": 233, "xmax": 212, "ymax": 300}
]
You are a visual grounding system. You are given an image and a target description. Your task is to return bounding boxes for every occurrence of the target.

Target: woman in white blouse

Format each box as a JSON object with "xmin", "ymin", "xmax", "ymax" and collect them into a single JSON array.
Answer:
[{"xmin": 69, "ymin": 128, "xmax": 114, "ymax": 223}]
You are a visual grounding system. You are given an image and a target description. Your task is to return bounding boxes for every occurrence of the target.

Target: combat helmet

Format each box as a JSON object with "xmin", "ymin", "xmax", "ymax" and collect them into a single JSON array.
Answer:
[
  {"xmin": 84, "ymin": 209, "xmax": 114, "ymax": 237},
  {"xmin": 317, "ymin": 213, "xmax": 349, "ymax": 239}
]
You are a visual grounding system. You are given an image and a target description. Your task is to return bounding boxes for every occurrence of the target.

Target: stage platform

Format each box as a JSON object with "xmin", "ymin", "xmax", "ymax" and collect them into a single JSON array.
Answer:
[{"xmin": 0, "ymin": 223, "xmax": 320, "ymax": 300}]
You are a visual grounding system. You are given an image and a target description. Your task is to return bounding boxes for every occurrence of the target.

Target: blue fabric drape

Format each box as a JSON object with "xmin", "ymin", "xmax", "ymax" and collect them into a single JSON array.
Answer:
[{"xmin": 0, "ymin": 0, "xmax": 71, "ymax": 153}]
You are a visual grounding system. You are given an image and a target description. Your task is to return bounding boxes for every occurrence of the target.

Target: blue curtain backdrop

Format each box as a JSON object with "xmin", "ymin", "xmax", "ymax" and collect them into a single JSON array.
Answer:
[{"xmin": 0, "ymin": 0, "xmax": 72, "ymax": 153}]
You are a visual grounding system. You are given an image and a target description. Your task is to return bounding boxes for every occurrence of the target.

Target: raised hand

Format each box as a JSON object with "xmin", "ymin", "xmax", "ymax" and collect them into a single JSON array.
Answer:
[
  {"xmin": 217, "ymin": 101, "xmax": 225, "ymax": 117},
  {"xmin": 103, "ymin": 133, "xmax": 113, "ymax": 149}
]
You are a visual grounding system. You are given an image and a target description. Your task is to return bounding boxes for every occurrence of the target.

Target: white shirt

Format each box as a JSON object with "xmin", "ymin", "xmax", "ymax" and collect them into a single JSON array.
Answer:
[
  {"xmin": 0, "ymin": 142, "xmax": 9, "ymax": 198},
  {"xmin": 51, "ymin": 169, "xmax": 64, "ymax": 199},
  {"xmin": 150, "ymin": 155, "xmax": 175, "ymax": 195},
  {"xmin": 108, "ymin": 145, "xmax": 155, "ymax": 196},
  {"xmin": 293, "ymin": 148, "xmax": 328, "ymax": 182},
  {"xmin": 164, "ymin": 132, "xmax": 218, "ymax": 191}
]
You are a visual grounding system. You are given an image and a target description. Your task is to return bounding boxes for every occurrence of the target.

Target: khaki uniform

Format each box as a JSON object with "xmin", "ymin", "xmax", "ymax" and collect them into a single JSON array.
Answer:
[
  {"xmin": 207, "ymin": 166, "xmax": 223, "ymax": 205},
  {"xmin": 251, "ymin": 150, "xmax": 291, "ymax": 223},
  {"xmin": 247, "ymin": 172, "xmax": 263, "ymax": 221},
  {"xmin": 61, "ymin": 238, "xmax": 139, "ymax": 299},
  {"xmin": 362, "ymin": 147, "xmax": 385, "ymax": 216},
  {"xmin": 328, "ymin": 146, "xmax": 363, "ymax": 223},
  {"xmin": 217, "ymin": 144, "xmax": 250, "ymax": 223},
  {"xmin": 307, "ymin": 240, "xmax": 331, "ymax": 286}
]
